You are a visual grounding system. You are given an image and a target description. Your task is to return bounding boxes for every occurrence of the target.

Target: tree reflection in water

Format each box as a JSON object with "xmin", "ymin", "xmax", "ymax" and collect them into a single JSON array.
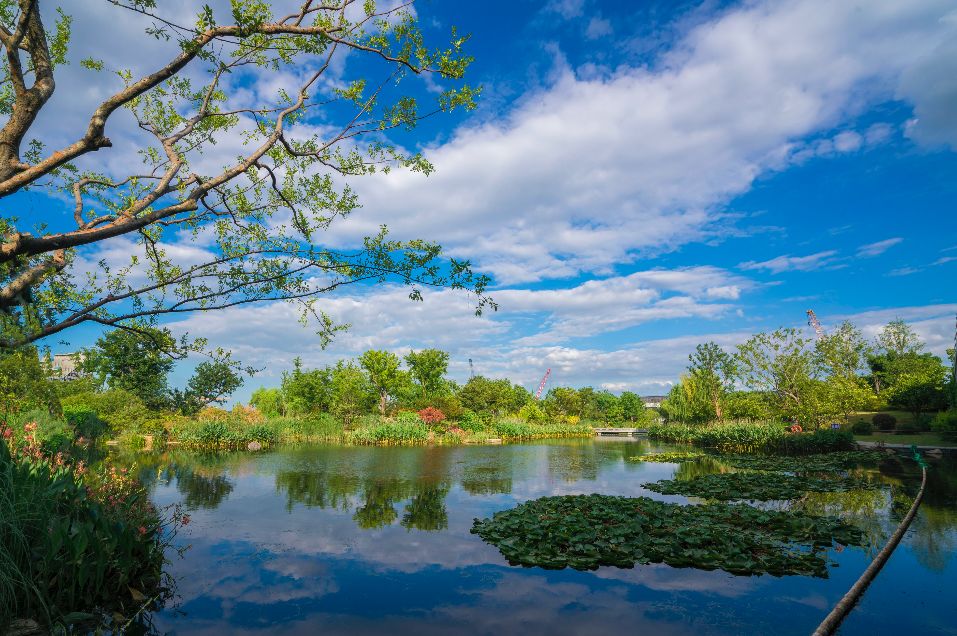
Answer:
[
  {"xmin": 402, "ymin": 484, "xmax": 451, "ymax": 531},
  {"xmin": 102, "ymin": 443, "xmax": 957, "ymax": 558},
  {"xmin": 176, "ymin": 470, "xmax": 235, "ymax": 509},
  {"xmin": 353, "ymin": 478, "xmax": 415, "ymax": 529}
]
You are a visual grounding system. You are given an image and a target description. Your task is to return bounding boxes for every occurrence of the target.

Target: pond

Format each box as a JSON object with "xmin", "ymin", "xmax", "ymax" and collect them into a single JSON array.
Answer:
[{"xmin": 115, "ymin": 438, "xmax": 957, "ymax": 635}]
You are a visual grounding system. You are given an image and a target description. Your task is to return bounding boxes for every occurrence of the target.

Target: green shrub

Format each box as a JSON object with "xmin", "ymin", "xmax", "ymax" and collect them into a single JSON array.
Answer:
[
  {"xmin": 931, "ymin": 410, "xmax": 957, "ymax": 441},
  {"xmin": 7, "ymin": 409, "xmax": 74, "ymax": 452},
  {"xmin": 250, "ymin": 387, "xmax": 284, "ymax": 417},
  {"xmin": 53, "ymin": 376, "xmax": 99, "ymax": 399},
  {"xmin": 60, "ymin": 389, "xmax": 158, "ymax": 434},
  {"xmin": 196, "ymin": 420, "xmax": 229, "ymax": 445},
  {"xmin": 518, "ymin": 402, "xmax": 547, "ymax": 424},
  {"xmin": 458, "ymin": 410, "xmax": 486, "ymax": 433},
  {"xmin": 779, "ymin": 429, "xmax": 855, "ymax": 454},
  {"xmin": 396, "ymin": 411, "xmax": 423, "ymax": 426},
  {"xmin": 872, "ymin": 413, "xmax": 897, "ymax": 431},
  {"xmin": 62, "ymin": 407, "xmax": 108, "ymax": 439},
  {"xmin": 851, "ymin": 419, "xmax": 874, "ymax": 435}
]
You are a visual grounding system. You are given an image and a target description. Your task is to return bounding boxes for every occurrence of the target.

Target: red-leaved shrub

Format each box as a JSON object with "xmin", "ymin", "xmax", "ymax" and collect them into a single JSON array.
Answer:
[{"xmin": 417, "ymin": 407, "xmax": 446, "ymax": 425}]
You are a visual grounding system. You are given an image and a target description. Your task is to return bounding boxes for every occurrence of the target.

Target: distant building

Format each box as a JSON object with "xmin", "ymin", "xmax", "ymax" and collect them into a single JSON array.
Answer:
[
  {"xmin": 641, "ymin": 395, "xmax": 665, "ymax": 409},
  {"xmin": 51, "ymin": 352, "xmax": 84, "ymax": 379}
]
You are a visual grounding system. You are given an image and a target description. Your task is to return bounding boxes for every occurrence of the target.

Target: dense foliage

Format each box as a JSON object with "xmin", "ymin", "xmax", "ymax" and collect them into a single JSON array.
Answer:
[
  {"xmin": 471, "ymin": 494, "xmax": 864, "ymax": 577},
  {"xmin": 0, "ymin": 431, "xmax": 182, "ymax": 631},
  {"xmin": 659, "ymin": 318, "xmax": 950, "ymax": 430}
]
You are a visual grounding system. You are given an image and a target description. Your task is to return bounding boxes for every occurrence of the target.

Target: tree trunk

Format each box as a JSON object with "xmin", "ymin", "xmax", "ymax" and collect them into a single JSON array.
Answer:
[{"xmin": 379, "ymin": 389, "xmax": 387, "ymax": 416}]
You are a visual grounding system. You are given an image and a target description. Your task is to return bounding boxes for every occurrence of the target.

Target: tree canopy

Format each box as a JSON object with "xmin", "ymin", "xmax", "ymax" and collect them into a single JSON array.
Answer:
[{"xmin": 0, "ymin": 0, "xmax": 492, "ymax": 352}]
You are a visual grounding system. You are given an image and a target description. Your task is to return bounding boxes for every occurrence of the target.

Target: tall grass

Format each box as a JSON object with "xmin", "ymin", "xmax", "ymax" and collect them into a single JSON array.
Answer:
[
  {"xmin": 113, "ymin": 409, "xmax": 595, "ymax": 450},
  {"xmin": 492, "ymin": 417, "xmax": 593, "ymax": 440},
  {"xmin": 166, "ymin": 413, "xmax": 345, "ymax": 449},
  {"xmin": 648, "ymin": 421, "xmax": 854, "ymax": 454},
  {"xmin": 347, "ymin": 419, "xmax": 430, "ymax": 445}
]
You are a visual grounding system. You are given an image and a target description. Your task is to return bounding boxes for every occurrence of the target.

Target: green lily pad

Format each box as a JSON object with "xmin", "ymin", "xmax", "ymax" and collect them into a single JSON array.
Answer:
[{"xmin": 471, "ymin": 494, "xmax": 863, "ymax": 577}]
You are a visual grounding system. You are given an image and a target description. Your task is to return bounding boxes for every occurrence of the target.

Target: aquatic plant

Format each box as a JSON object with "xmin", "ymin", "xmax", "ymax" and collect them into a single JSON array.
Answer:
[
  {"xmin": 0, "ymin": 435, "xmax": 183, "ymax": 632},
  {"xmin": 628, "ymin": 451, "xmax": 705, "ymax": 463},
  {"xmin": 645, "ymin": 472, "xmax": 880, "ymax": 501},
  {"xmin": 471, "ymin": 493, "xmax": 863, "ymax": 577}
]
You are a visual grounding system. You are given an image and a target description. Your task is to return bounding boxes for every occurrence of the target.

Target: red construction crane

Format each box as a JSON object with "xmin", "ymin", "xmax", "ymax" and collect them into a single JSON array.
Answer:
[
  {"xmin": 534, "ymin": 368, "xmax": 551, "ymax": 400},
  {"xmin": 806, "ymin": 309, "xmax": 825, "ymax": 340}
]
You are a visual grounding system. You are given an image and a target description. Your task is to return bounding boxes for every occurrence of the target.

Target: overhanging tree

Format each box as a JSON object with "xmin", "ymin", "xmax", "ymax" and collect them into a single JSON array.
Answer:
[{"xmin": 0, "ymin": 1, "xmax": 492, "ymax": 351}]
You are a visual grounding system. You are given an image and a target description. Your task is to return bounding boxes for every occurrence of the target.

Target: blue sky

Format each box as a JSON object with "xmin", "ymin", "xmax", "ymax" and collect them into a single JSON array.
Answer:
[{"xmin": 27, "ymin": 0, "xmax": 957, "ymax": 401}]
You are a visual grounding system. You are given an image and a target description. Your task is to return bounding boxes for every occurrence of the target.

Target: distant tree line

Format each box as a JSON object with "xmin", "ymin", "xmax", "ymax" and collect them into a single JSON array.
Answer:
[
  {"xmin": 661, "ymin": 318, "xmax": 953, "ymax": 428},
  {"xmin": 250, "ymin": 348, "xmax": 654, "ymax": 427}
]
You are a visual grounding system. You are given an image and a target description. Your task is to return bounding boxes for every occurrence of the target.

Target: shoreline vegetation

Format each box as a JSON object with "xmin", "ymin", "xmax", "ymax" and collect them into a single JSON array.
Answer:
[{"xmin": 0, "ymin": 425, "xmax": 187, "ymax": 634}]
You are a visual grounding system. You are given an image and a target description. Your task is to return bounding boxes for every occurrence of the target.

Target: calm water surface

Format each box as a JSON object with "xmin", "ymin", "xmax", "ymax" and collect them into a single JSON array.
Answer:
[{"xmin": 117, "ymin": 439, "xmax": 957, "ymax": 635}]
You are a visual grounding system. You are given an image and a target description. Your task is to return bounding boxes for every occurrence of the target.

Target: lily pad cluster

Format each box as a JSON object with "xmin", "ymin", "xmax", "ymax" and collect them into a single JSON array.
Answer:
[
  {"xmin": 645, "ymin": 471, "xmax": 879, "ymax": 501},
  {"xmin": 471, "ymin": 494, "xmax": 863, "ymax": 577},
  {"xmin": 628, "ymin": 451, "xmax": 705, "ymax": 463},
  {"xmin": 714, "ymin": 451, "xmax": 887, "ymax": 473}
]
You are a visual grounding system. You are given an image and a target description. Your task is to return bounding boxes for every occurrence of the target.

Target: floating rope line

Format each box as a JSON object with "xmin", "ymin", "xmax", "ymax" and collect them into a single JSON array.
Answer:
[{"xmin": 811, "ymin": 446, "xmax": 929, "ymax": 636}]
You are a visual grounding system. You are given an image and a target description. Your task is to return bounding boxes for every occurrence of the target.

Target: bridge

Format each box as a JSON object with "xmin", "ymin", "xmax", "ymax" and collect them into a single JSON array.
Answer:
[{"xmin": 593, "ymin": 428, "xmax": 647, "ymax": 436}]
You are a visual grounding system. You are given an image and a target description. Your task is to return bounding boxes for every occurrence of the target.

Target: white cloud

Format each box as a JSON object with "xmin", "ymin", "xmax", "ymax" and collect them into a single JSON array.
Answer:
[
  {"xmin": 167, "ymin": 265, "xmax": 752, "ymax": 379},
  {"xmin": 321, "ymin": 0, "xmax": 957, "ymax": 284},
  {"xmin": 585, "ymin": 17, "xmax": 613, "ymax": 39},
  {"xmin": 888, "ymin": 266, "xmax": 921, "ymax": 277},
  {"xmin": 545, "ymin": 0, "xmax": 586, "ymax": 20},
  {"xmin": 739, "ymin": 250, "xmax": 840, "ymax": 274},
  {"xmin": 856, "ymin": 237, "xmax": 903, "ymax": 257},
  {"xmin": 833, "ymin": 130, "xmax": 864, "ymax": 153}
]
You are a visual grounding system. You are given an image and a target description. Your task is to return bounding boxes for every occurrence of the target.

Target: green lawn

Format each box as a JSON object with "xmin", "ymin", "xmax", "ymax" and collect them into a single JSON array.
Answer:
[
  {"xmin": 848, "ymin": 410, "xmax": 917, "ymax": 426},
  {"xmin": 853, "ymin": 432, "xmax": 953, "ymax": 447}
]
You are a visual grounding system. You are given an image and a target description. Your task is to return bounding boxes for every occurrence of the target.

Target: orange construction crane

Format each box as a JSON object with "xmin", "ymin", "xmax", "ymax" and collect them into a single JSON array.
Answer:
[
  {"xmin": 534, "ymin": 369, "xmax": 551, "ymax": 400},
  {"xmin": 806, "ymin": 309, "xmax": 825, "ymax": 340}
]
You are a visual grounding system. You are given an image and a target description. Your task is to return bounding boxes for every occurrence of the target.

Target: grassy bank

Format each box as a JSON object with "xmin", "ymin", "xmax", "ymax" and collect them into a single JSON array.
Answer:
[
  {"xmin": 647, "ymin": 420, "xmax": 855, "ymax": 454},
  {"xmin": 130, "ymin": 409, "xmax": 595, "ymax": 450},
  {"xmin": 0, "ymin": 428, "xmax": 183, "ymax": 632}
]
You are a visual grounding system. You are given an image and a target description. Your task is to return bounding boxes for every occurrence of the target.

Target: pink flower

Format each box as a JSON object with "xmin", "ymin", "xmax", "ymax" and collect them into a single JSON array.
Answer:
[
  {"xmin": 138, "ymin": 526, "xmax": 147, "ymax": 535},
  {"xmin": 1, "ymin": 427, "xmax": 11, "ymax": 439},
  {"xmin": 24, "ymin": 422, "xmax": 37, "ymax": 432},
  {"xmin": 181, "ymin": 514, "xmax": 191, "ymax": 526}
]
